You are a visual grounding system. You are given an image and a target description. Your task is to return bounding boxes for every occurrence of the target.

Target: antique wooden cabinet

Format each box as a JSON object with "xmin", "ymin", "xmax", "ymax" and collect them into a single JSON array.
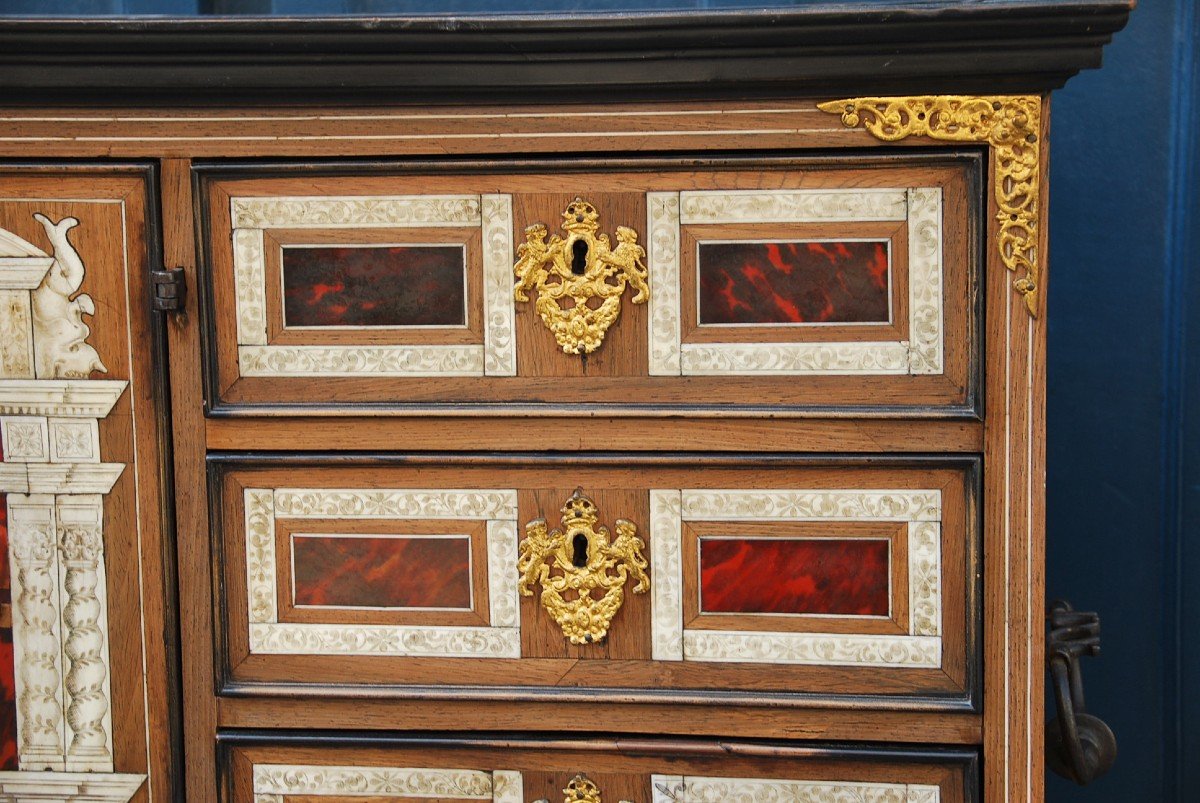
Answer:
[{"xmin": 0, "ymin": 2, "xmax": 1132, "ymax": 801}]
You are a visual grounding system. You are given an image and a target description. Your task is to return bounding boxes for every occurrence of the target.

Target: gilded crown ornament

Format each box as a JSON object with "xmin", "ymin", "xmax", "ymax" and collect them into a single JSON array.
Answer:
[
  {"xmin": 818, "ymin": 95, "xmax": 1043, "ymax": 317},
  {"xmin": 563, "ymin": 775, "xmax": 604, "ymax": 803},
  {"xmin": 556, "ymin": 775, "xmax": 633, "ymax": 803},
  {"xmin": 513, "ymin": 198, "xmax": 650, "ymax": 354},
  {"xmin": 517, "ymin": 490, "xmax": 649, "ymax": 645}
]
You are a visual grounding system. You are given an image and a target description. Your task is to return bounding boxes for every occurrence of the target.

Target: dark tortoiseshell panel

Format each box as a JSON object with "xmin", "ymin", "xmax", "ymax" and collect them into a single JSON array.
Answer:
[
  {"xmin": 292, "ymin": 535, "xmax": 473, "ymax": 610},
  {"xmin": 282, "ymin": 245, "xmax": 466, "ymax": 327},
  {"xmin": 697, "ymin": 240, "xmax": 890, "ymax": 325},
  {"xmin": 699, "ymin": 537, "xmax": 891, "ymax": 616}
]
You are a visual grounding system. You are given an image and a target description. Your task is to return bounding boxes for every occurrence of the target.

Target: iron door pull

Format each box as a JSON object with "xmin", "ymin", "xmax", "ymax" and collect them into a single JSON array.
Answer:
[{"xmin": 1046, "ymin": 600, "xmax": 1117, "ymax": 785}]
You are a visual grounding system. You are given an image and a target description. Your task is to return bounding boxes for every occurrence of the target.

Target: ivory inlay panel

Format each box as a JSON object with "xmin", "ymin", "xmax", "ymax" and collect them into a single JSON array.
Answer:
[
  {"xmin": 650, "ymin": 774, "xmax": 940, "ymax": 802},
  {"xmin": 251, "ymin": 763, "xmax": 523, "ymax": 802},
  {"xmin": 243, "ymin": 488, "xmax": 520, "ymax": 658},
  {"xmin": 652, "ymin": 488, "xmax": 944, "ymax": 667},
  {"xmin": 649, "ymin": 187, "xmax": 945, "ymax": 377},
  {"xmin": 229, "ymin": 193, "xmax": 517, "ymax": 378}
]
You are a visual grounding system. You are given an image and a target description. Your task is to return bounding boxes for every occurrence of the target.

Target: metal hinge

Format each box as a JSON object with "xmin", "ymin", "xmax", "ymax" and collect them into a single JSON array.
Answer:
[{"xmin": 151, "ymin": 266, "xmax": 186, "ymax": 313}]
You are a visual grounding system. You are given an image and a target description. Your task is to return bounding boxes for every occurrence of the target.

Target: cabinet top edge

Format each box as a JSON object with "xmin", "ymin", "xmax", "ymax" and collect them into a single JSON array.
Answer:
[{"xmin": 0, "ymin": 0, "xmax": 1133, "ymax": 106}]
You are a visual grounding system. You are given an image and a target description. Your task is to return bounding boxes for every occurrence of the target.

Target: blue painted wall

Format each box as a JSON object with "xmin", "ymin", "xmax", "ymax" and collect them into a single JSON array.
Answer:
[
  {"xmin": 1, "ymin": 1, "xmax": 1196, "ymax": 800},
  {"xmin": 1046, "ymin": 0, "xmax": 1197, "ymax": 799}
]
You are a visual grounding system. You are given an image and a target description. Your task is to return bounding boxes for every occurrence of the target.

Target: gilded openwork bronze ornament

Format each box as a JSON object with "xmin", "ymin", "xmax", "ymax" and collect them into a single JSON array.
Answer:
[
  {"xmin": 517, "ymin": 490, "xmax": 650, "ymax": 644},
  {"xmin": 819, "ymin": 94, "xmax": 1044, "ymax": 317},
  {"xmin": 557, "ymin": 774, "xmax": 633, "ymax": 803},
  {"xmin": 563, "ymin": 775, "xmax": 603, "ymax": 803},
  {"xmin": 513, "ymin": 198, "xmax": 650, "ymax": 354}
]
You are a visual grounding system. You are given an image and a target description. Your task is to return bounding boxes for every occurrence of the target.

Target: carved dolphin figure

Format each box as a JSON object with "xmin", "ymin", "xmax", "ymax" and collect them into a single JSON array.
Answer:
[{"xmin": 31, "ymin": 213, "xmax": 107, "ymax": 378}]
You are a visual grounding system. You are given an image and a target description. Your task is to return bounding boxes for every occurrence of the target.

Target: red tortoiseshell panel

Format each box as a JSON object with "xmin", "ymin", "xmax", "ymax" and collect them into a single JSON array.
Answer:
[
  {"xmin": 292, "ymin": 535, "xmax": 473, "ymax": 610},
  {"xmin": 697, "ymin": 240, "xmax": 890, "ymax": 325},
  {"xmin": 0, "ymin": 629, "xmax": 14, "ymax": 772},
  {"xmin": 699, "ymin": 538, "xmax": 890, "ymax": 616},
  {"xmin": 282, "ymin": 245, "xmax": 466, "ymax": 327},
  {"xmin": 0, "ymin": 481, "xmax": 16, "ymax": 769}
]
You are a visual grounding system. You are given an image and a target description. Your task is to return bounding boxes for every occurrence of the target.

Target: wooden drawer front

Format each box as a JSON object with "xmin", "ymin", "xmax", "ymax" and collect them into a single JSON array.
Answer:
[
  {"xmin": 222, "ymin": 737, "xmax": 975, "ymax": 803},
  {"xmin": 213, "ymin": 458, "xmax": 977, "ymax": 705},
  {"xmin": 199, "ymin": 156, "xmax": 978, "ymax": 414}
]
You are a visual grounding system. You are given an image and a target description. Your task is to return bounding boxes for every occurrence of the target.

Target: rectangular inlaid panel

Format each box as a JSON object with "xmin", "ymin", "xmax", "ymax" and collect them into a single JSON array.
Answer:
[
  {"xmin": 235, "ymin": 484, "xmax": 520, "ymax": 659},
  {"xmin": 698, "ymin": 537, "xmax": 890, "ymax": 616},
  {"xmin": 696, "ymin": 240, "xmax": 890, "ymax": 325},
  {"xmin": 291, "ymin": 534, "xmax": 473, "ymax": 610},
  {"xmin": 281, "ymin": 244, "xmax": 467, "ymax": 328},
  {"xmin": 654, "ymin": 488, "xmax": 948, "ymax": 669}
]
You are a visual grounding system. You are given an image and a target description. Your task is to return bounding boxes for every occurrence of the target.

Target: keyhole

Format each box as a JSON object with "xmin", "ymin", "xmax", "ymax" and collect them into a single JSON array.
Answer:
[
  {"xmin": 571, "ymin": 531, "xmax": 590, "ymax": 568},
  {"xmin": 571, "ymin": 239, "xmax": 589, "ymax": 275}
]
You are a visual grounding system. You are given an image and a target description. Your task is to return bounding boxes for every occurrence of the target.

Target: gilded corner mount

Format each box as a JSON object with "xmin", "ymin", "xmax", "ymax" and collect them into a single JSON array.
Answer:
[
  {"xmin": 517, "ymin": 490, "xmax": 649, "ymax": 645},
  {"xmin": 818, "ymin": 95, "xmax": 1044, "ymax": 317},
  {"xmin": 513, "ymin": 198, "xmax": 650, "ymax": 355}
]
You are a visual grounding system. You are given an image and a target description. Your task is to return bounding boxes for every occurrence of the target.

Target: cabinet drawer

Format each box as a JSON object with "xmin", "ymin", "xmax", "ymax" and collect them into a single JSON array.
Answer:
[
  {"xmin": 198, "ymin": 155, "xmax": 980, "ymax": 415},
  {"xmin": 222, "ymin": 735, "xmax": 976, "ymax": 803},
  {"xmin": 212, "ymin": 456, "xmax": 977, "ymax": 707}
]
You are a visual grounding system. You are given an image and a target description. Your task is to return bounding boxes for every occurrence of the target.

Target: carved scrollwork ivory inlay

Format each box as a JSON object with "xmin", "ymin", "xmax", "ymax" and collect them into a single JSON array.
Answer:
[
  {"xmin": 650, "ymin": 775, "xmax": 941, "ymax": 802},
  {"xmin": 251, "ymin": 764, "xmax": 524, "ymax": 802}
]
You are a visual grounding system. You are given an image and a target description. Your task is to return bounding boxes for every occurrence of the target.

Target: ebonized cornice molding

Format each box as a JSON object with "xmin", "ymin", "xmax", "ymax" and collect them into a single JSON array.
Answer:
[{"xmin": 0, "ymin": 0, "xmax": 1133, "ymax": 105}]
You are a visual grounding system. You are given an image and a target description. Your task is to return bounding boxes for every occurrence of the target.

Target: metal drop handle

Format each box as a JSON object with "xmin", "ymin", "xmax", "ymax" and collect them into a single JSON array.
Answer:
[{"xmin": 1046, "ymin": 600, "xmax": 1117, "ymax": 785}]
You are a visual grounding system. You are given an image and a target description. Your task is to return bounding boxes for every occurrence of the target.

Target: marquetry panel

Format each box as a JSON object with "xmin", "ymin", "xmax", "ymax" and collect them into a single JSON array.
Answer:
[
  {"xmin": 651, "ymin": 186, "xmax": 943, "ymax": 377},
  {"xmin": 220, "ymin": 193, "xmax": 513, "ymax": 382},
  {"xmin": 197, "ymin": 156, "xmax": 979, "ymax": 414},
  {"xmin": 234, "ymin": 484, "xmax": 519, "ymax": 658},
  {"xmin": 651, "ymin": 488, "xmax": 944, "ymax": 668},
  {"xmin": 220, "ymin": 737, "xmax": 975, "ymax": 803},
  {"xmin": 211, "ymin": 457, "xmax": 976, "ymax": 706}
]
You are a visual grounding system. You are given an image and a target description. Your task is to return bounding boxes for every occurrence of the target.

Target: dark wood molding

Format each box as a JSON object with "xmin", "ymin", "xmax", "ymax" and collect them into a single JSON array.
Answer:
[{"xmin": 0, "ymin": 1, "xmax": 1133, "ymax": 104}]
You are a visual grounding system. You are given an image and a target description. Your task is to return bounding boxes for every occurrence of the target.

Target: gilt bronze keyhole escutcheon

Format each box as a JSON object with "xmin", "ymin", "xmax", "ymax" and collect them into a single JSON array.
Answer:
[
  {"xmin": 532, "ymin": 775, "xmax": 633, "ymax": 803},
  {"xmin": 512, "ymin": 198, "xmax": 650, "ymax": 355},
  {"xmin": 517, "ymin": 490, "xmax": 650, "ymax": 644}
]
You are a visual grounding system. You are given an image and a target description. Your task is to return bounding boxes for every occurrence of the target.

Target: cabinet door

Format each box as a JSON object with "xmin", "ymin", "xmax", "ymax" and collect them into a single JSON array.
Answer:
[{"xmin": 0, "ymin": 167, "xmax": 169, "ymax": 801}]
